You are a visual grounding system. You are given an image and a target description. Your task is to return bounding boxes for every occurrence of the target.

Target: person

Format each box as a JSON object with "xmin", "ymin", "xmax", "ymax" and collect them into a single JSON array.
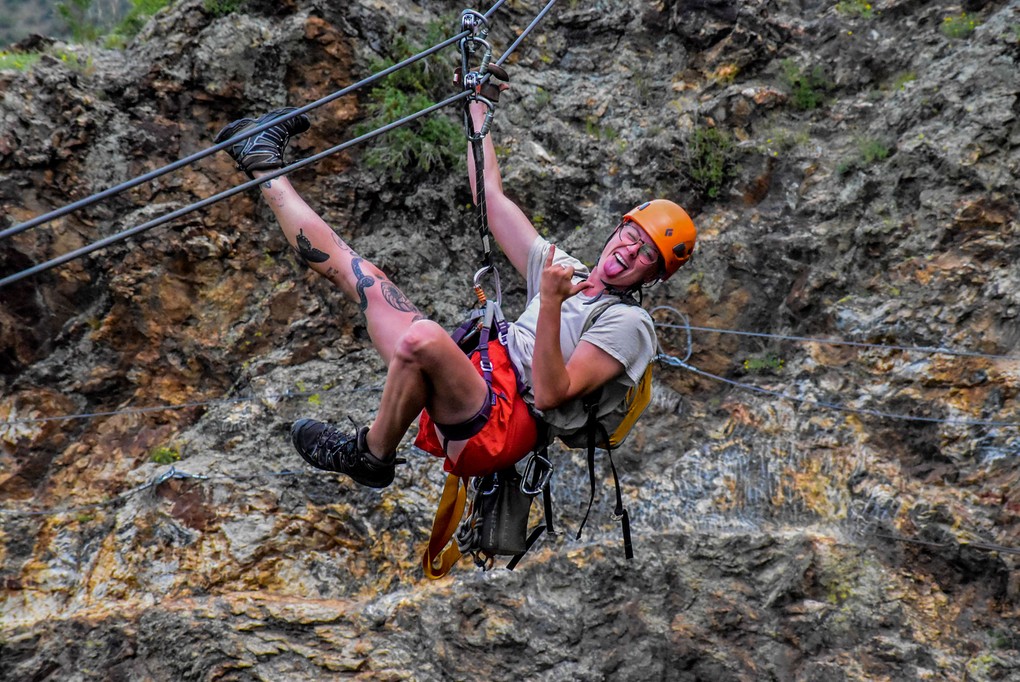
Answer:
[{"xmin": 214, "ymin": 102, "xmax": 696, "ymax": 489}]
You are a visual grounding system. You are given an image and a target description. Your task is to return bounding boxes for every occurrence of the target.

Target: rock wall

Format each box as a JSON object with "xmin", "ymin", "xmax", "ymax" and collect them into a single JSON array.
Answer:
[{"xmin": 1, "ymin": 0, "xmax": 1019, "ymax": 680}]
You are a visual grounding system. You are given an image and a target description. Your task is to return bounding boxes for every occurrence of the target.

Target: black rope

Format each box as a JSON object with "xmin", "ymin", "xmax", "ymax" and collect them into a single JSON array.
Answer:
[{"xmin": 0, "ymin": 0, "xmax": 511, "ymax": 243}]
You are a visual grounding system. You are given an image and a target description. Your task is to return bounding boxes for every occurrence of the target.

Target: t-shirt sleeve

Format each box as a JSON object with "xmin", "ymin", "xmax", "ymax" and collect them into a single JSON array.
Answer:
[
  {"xmin": 525, "ymin": 237, "xmax": 590, "ymax": 305},
  {"xmin": 581, "ymin": 304, "xmax": 657, "ymax": 385}
]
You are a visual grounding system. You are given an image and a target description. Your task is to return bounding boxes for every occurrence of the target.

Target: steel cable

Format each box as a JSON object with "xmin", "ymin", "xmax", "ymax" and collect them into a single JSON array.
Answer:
[
  {"xmin": 0, "ymin": 0, "xmax": 556, "ymax": 290},
  {"xmin": 0, "ymin": 0, "xmax": 510, "ymax": 243}
]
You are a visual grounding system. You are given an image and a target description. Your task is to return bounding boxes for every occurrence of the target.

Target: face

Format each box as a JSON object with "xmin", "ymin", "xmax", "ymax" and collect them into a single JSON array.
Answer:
[{"xmin": 595, "ymin": 221, "xmax": 663, "ymax": 287}]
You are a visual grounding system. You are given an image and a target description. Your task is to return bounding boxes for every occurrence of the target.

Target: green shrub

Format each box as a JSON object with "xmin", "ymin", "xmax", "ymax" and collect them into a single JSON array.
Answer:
[
  {"xmin": 57, "ymin": 0, "xmax": 103, "ymax": 42},
  {"xmin": 743, "ymin": 354, "xmax": 784, "ymax": 374},
  {"xmin": 0, "ymin": 51, "xmax": 42, "ymax": 71},
  {"xmin": 838, "ymin": 136, "xmax": 891, "ymax": 175},
  {"xmin": 941, "ymin": 13, "xmax": 979, "ymax": 39},
  {"xmin": 204, "ymin": 0, "xmax": 244, "ymax": 17},
  {"xmin": 858, "ymin": 137, "xmax": 890, "ymax": 164},
  {"xmin": 836, "ymin": 0, "xmax": 874, "ymax": 19},
  {"xmin": 685, "ymin": 126, "xmax": 735, "ymax": 200},
  {"xmin": 110, "ymin": 0, "xmax": 171, "ymax": 41},
  {"xmin": 150, "ymin": 445, "xmax": 181, "ymax": 464},
  {"xmin": 354, "ymin": 23, "xmax": 464, "ymax": 181},
  {"xmin": 780, "ymin": 59, "xmax": 833, "ymax": 110}
]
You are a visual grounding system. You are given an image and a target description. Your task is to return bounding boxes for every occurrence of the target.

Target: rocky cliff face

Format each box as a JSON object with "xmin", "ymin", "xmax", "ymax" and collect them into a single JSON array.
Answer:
[{"xmin": 2, "ymin": 0, "xmax": 1019, "ymax": 680}]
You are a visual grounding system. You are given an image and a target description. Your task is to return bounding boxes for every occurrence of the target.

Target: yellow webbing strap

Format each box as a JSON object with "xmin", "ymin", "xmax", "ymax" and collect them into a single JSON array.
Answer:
[
  {"xmin": 422, "ymin": 473, "xmax": 468, "ymax": 579},
  {"xmin": 608, "ymin": 365, "xmax": 654, "ymax": 449}
]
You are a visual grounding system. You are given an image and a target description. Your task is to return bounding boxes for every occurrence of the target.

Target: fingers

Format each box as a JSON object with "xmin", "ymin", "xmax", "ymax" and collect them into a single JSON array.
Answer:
[{"xmin": 545, "ymin": 244, "xmax": 556, "ymax": 268}]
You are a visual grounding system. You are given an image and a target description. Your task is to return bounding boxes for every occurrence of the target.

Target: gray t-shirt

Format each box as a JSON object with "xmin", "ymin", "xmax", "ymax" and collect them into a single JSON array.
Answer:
[{"xmin": 504, "ymin": 237, "xmax": 657, "ymax": 433}]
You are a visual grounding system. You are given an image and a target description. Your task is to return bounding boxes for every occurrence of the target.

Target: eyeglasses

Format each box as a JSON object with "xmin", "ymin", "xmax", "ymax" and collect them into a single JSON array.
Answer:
[{"xmin": 617, "ymin": 223, "xmax": 661, "ymax": 266}]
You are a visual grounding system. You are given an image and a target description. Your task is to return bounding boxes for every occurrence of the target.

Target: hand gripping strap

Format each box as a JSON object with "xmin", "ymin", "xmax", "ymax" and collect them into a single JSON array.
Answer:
[{"xmin": 423, "ymin": 474, "xmax": 468, "ymax": 579}]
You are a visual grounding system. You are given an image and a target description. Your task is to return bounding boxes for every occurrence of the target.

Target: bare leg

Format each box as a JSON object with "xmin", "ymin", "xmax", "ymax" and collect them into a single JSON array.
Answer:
[
  {"xmin": 257, "ymin": 173, "xmax": 422, "ymax": 363},
  {"xmin": 256, "ymin": 173, "xmax": 489, "ymax": 460}
]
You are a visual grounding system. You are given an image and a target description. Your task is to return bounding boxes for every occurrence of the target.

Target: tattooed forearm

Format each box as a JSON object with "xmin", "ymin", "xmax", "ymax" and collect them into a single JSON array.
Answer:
[
  {"xmin": 381, "ymin": 281, "xmax": 422, "ymax": 315},
  {"xmin": 351, "ymin": 258, "xmax": 376, "ymax": 312},
  {"xmin": 295, "ymin": 228, "xmax": 331, "ymax": 263}
]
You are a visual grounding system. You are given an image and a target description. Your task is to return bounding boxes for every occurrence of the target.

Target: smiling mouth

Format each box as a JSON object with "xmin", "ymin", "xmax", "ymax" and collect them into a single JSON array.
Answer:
[{"xmin": 614, "ymin": 253, "xmax": 627, "ymax": 268}]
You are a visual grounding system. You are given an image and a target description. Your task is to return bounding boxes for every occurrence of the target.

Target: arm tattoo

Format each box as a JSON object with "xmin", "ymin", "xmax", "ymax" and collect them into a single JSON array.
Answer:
[
  {"xmin": 351, "ymin": 258, "xmax": 375, "ymax": 312},
  {"xmin": 295, "ymin": 229, "xmax": 331, "ymax": 263},
  {"xmin": 381, "ymin": 281, "xmax": 422, "ymax": 315}
]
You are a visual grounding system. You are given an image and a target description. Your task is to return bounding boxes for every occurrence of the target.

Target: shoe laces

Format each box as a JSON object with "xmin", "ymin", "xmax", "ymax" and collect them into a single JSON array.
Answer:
[{"xmin": 318, "ymin": 418, "xmax": 363, "ymax": 469}]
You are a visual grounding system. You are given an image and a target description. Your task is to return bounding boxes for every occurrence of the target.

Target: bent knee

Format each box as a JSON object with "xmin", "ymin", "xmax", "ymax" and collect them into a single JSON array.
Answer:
[{"xmin": 393, "ymin": 320, "xmax": 450, "ymax": 366}]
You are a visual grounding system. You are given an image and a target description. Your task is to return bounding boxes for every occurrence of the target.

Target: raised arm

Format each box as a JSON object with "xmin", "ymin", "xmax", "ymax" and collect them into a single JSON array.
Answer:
[{"xmin": 467, "ymin": 100, "xmax": 539, "ymax": 276}]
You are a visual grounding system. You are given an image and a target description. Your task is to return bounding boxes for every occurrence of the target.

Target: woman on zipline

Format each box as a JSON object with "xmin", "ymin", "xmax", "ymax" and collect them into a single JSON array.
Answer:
[{"xmin": 215, "ymin": 101, "xmax": 696, "ymax": 487}]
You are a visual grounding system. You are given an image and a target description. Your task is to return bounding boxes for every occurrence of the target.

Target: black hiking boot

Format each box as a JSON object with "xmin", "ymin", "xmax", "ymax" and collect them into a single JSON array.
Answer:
[
  {"xmin": 290, "ymin": 418, "xmax": 395, "ymax": 489},
  {"xmin": 214, "ymin": 107, "xmax": 310, "ymax": 178}
]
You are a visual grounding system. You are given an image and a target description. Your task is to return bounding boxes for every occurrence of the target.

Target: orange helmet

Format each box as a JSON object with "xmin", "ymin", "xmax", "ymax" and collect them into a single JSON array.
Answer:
[{"xmin": 623, "ymin": 200, "xmax": 696, "ymax": 279}]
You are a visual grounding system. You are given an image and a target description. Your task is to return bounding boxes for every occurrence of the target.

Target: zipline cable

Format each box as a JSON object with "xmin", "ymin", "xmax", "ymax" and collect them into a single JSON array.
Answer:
[
  {"xmin": 658, "ymin": 354, "xmax": 1020, "ymax": 429},
  {"xmin": 0, "ymin": 384, "xmax": 384, "ymax": 426},
  {"xmin": 0, "ymin": 0, "xmax": 559, "ymax": 290},
  {"xmin": 0, "ymin": 90, "xmax": 473, "ymax": 289},
  {"xmin": 652, "ymin": 317, "xmax": 1020, "ymax": 362},
  {"xmin": 0, "ymin": 0, "xmax": 511, "ymax": 242}
]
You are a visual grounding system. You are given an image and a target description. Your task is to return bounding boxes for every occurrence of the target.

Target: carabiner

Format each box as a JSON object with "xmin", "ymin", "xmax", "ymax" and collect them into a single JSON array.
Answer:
[
  {"xmin": 520, "ymin": 453, "xmax": 553, "ymax": 496},
  {"xmin": 472, "ymin": 264, "xmax": 502, "ymax": 307}
]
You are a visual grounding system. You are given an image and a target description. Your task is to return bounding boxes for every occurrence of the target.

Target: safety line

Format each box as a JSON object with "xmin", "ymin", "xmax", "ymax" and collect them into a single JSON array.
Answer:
[
  {"xmin": 0, "ymin": 90, "xmax": 473, "ymax": 289},
  {"xmin": 0, "ymin": 0, "xmax": 558, "ymax": 290},
  {"xmin": 658, "ymin": 355, "xmax": 1020, "ymax": 428},
  {"xmin": 0, "ymin": 451, "xmax": 407, "ymax": 518},
  {"xmin": 0, "ymin": 0, "xmax": 511, "ymax": 242},
  {"xmin": 870, "ymin": 531, "xmax": 1020, "ymax": 557},
  {"xmin": 654, "ymin": 322, "xmax": 1020, "ymax": 362},
  {"xmin": 650, "ymin": 306, "xmax": 1020, "ymax": 361},
  {"xmin": 0, "ymin": 385, "xmax": 383, "ymax": 427}
]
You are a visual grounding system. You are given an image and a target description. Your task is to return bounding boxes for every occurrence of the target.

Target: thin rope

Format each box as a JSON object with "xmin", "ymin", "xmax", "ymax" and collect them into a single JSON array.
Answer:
[
  {"xmin": 658, "ymin": 355, "xmax": 1020, "ymax": 428},
  {"xmin": 0, "ymin": 0, "xmax": 511, "ymax": 242},
  {"xmin": 650, "ymin": 306, "xmax": 1020, "ymax": 362},
  {"xmin": 0, "ymin": 385, "xmax": 383, "ymax": 427}
]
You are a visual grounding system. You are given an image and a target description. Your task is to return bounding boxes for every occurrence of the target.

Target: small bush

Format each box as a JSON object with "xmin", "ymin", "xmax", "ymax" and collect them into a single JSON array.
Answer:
[
  {"xmin": 111, "ymin": 0, "xmax": 171, "ymax": 41},
  {"xmin": 685, "ymin": 126, "xmax": 735, "ymax": 200},
  {"xmin": 355, "ymin": 22, "xmax": 464, "ymax": 181},
  {"xmin": 57, "ymin": 0, "xmax": 103, "ymax": 42},
  {"xmin": 941, "ymin": 13, "xmax": 979, "ymax": 39},
  {"xmin": 838, "ymin": 136, "xmax": 892, "ymax": 175},
  {"xmin": 150, "ymin": 445, "xmax": 181, "ymax": 465},
  {"xmin": 0, "ymin": 51, "xmax": 42, "ymax": 71},
  {"xmin": 836, "ymin": 0, "xmax": 874, "ymax": 19},
  {"xmin": 204, "ymin": 0, "xmax": 244, "ymax": 17},
  {"xmin": 858, "ymin": 137, "xmax": 890, "ymax": 164},
  {"xmin": 780, "ymin": 59, "xmax": 833, "ymax": 110},
  {"xmin": 743, "ymin": 354, "xmax": 784, "ymax": 374}
]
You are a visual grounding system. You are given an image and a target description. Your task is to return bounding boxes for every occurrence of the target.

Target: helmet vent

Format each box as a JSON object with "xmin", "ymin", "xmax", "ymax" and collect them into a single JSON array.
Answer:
[{"xmin": 673, "ymin": 243, "xmax": 687, "ymax": 258}]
